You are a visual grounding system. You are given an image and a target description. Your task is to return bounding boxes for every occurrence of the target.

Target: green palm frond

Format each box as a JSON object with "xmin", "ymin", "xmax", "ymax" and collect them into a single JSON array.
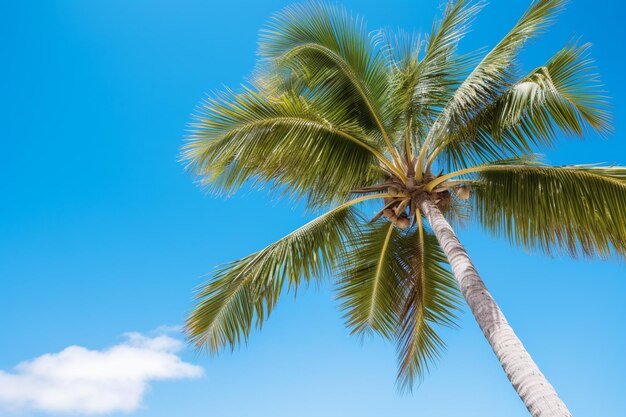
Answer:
[
  {"xmin": 438, "ymin": 42, "xmax": 611, "ymax": 170},
  {"xmin": 473, "ymin": 164, "xmax": 626, "ymax": 257},
  {"xmin": 382, "ymin": 0, "xmax": 483, "ymax": 146},
  {"xmin": 412, "ymin": 0, "xmax": 483, "ymax": 116},
  {"xmin": 337, "ymin": 221, "xmax": 403, "ymax": 337},
  {"xmin": 396, "ymin": 221, "xmax": 461, "ymax": 390},
  {"xmin": 378, "ymin": 29, "xmax": 423, "ymax": 149},
  {"xmin": 187, "ymin": 206, "xmax": 360, "ymax": 352},
  {"xmin": 419, "ymin": 0, "xmax": 564, "ymax": 173},
  {"xmin": 258, "ymin": 2, "xmax": 393, "ymax": 152},
  {"xmin": 182, "ymin": 87, "xmax": 384, "ymax": 208},
  {"xmin": 421, "ymin": 0, "xmax": 482, "ymax": 71},
  {"xmin": 337, "ymin": 219, "xmax": 461, "ymax": 389},
  {"xmin": 532, "ymin": 42, "xmax": 611, "ymax": 134}
]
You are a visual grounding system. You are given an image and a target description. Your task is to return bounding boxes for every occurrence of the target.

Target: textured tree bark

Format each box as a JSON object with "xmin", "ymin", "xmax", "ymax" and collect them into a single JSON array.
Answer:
[{"xmin": 417, "ymin": 193, "xmax": 572, "ymax": 417}]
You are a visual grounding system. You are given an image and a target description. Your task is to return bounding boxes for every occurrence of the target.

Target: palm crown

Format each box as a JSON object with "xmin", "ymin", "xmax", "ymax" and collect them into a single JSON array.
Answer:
[{"xmin": 182, "ymin": 0, "xmax": 622, "ymax": 393}]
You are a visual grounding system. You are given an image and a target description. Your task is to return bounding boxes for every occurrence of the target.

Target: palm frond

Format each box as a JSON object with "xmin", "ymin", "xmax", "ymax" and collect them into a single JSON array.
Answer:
[
  {"xmin": 187, "ymin": 206, "xmax": 360, "ymax": 352},
  {"xmin": 413, "ymin": 0, "xmax": 484, "ymax": 116},
  {"xmin": 337, "ymin": 221, "xmax": 402, "ymax": 337},
  {"xmin": 258, "ymin": 2, "xmax": 392, "ymax": 149},
  {"xmin": 419, "ymin": 0, "xmax": 564, "ymax": 172},
  {"xmin": 336, "ymin": 218, "xmax": 461, "ymax": 389},
  {"xmin": 437, "ymin": 42, "xmax": 611, "ymax": 170},
  {"xmin": 474, "ymin": 164, "xmax": 626, "ymax": 258},
  {"xmin": 422, "ymin": 0, "xmax": 482, "ymax": 70},
  {"xmin": 383, "ymin": 0, "xmax": 483, "ymax": 151},
  {"xmin": 182, "ymin": 87, "xmax": 384, "ymax": 208},
  {"xmin": 533, "ymin": 42, "xmax": 611, "ymax": 134},
  {"xmin": 396, "ymin": 221, "xmax": 461, "ymax": 390},
  {"xmin": 377, "ymin": 29, "xmax": 423, "ymax": 150}
]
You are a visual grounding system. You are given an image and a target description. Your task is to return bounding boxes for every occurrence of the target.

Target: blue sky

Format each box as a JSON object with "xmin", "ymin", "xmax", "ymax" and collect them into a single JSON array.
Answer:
[{"xmin": 2, "ymin": 0, "xmax": 625, "ymax": 416}]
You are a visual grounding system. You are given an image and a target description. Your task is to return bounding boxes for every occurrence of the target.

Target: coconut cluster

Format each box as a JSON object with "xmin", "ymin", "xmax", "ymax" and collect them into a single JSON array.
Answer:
[
  {"xmin": 381, "ymin": 190, "xmax": 412, "ymax": 228},
  {"xmin": 380, "ymin": 183, "xmax": 470, "ymax": 229}
]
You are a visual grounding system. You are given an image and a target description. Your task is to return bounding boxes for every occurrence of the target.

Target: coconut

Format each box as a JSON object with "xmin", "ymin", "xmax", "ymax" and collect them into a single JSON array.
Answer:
[
  {"xmin": 388, "ymin": 187, "xmax": 400, "ymax": 197},
  {"xmin": 435, "ymin": 190, "xmax": 451, "ymax": 213},
  {"xmin": 396, "ymin": 216, "xmax": 410, "ymax": 229},
  {"xmin": 383, "ymin": 208, "xmax": 395, "ymax": 219}
]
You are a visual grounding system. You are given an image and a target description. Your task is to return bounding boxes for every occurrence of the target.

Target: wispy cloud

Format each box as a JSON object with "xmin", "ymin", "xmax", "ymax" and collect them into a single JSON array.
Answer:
[{"xmin": 0, "ymin": 330, "xmax": 203, "ymax": 415}]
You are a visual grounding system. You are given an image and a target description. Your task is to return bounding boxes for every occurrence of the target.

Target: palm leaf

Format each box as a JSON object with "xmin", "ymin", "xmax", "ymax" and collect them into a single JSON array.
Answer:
[
  {"xmin": 382, "ymin": 0, "xmax": 483, "ymax": 151},
  {"xmin": 396, "ymin": 220, "xmax": 461, "ymax": 390},
  {"xmin": 337, "ymin": 221, "xmax": 402, "ymax": 337},
  {"xmin": 438, "ymin": 42, "xmax": 611, "ymax": 170},
  {"xmin": 473, "ymin": 164, "xmax": 626, "ymax": 257},
  {"xmin": 182, "ymin": 87, "xmax": 384, "ymax": 208},
  {"xmin": 336, "ymin": 219, "xmax": 461, "ymax": 390},
  {"xmin": 187, "ymin": 206, "xmax": 359, "ymax": 352},
  {"xmin": 419, "ymin": 0, "xmax": 564, "ymax": 172},
  {"xmin": 411, "ymin": 0, "xmax": 483, "ymax": 120},
  {"xmin": 258, "ymin": 2, "xmax": 391, "ymax": 148}
]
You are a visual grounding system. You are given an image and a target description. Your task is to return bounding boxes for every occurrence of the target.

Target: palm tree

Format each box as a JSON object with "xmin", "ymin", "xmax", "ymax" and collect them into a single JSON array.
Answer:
[{"xmin": 181, "ymin": 1, "xmax": 623, "ymax": 416}]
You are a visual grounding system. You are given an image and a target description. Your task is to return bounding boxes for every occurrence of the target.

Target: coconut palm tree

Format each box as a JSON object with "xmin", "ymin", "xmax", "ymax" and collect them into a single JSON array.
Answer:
[{"xmin": 182, "ymin": 1, "xmax": 623, "ymax": 416}]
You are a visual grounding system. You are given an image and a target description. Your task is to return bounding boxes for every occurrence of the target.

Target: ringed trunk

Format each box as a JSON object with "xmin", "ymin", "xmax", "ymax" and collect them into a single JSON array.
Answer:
[{"xmin": 417, "ymin": 193, "xmax": 572, "ymax": 417}]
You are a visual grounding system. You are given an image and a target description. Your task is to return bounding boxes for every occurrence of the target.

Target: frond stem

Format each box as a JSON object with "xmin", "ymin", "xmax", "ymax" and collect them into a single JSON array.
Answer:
[
  {"xmin": 334, "ymin": 192, "xmax": 395, "ymax": 212},
  {"xmin": 424, "ymin": 165, "xmax": 487, "ymax": 192},
  {"xmin": 414, "ymin": 116, "xmax": 446, "ymax": 181},
  {"xmin": 423, "ymin": 162, "xmax": 626, "ymax": 192},
  {"xmin": 405, "ymin": 118, "xmax": 414, "ymax": 164},
  {"xmin": 367, "ymin": 222, "xmax": 395, "ymax": 325},
  {"xmin": 332, "ymin": 128, "xmax": 405, "ymax": 179},
  {"xmin": 424, "ymin": 142, "xmax": 446, "ymax": 171}
]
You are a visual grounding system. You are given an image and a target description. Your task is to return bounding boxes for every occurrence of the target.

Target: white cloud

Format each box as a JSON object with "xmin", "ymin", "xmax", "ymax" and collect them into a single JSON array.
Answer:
[{"xmin": 0, "ymin": 331, "xmax": 203, "ymax": 415}]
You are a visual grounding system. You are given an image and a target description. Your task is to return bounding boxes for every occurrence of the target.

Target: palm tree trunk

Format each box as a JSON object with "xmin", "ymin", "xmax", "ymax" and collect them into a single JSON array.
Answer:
[{"xmin": 417, "ymin": 193, "xmax": 572, "ymax": 417}]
